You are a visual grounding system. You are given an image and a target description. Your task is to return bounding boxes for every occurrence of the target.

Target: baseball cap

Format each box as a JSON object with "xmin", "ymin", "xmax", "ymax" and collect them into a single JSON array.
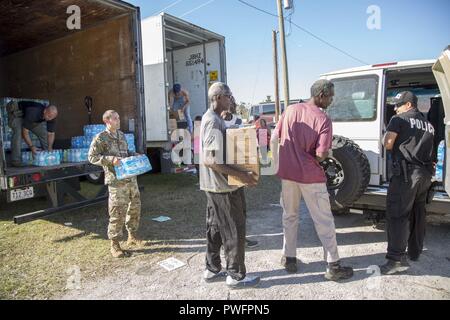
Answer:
[
  {"xmin": 391, "ymin": 91, "xmax": 418, "ymax": 107},
  {"xmin": 173, "ymin": 83, "xmax": 181, "ymax": 93}
]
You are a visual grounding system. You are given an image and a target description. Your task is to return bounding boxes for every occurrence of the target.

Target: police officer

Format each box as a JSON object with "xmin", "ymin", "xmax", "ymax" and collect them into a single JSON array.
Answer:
[
  {"xmin": 88, "ymin": 110, "xmax": 146, "ymax": 258},
  {"xmin": 380, "ymin": 91, "xmax": 435, "ymax": 275}
]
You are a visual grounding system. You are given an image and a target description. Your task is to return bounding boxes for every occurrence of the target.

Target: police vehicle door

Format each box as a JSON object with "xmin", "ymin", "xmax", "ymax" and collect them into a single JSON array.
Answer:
[{"xmin": 432, "ymin": 46, "xmax": 450, "ymax": 195}]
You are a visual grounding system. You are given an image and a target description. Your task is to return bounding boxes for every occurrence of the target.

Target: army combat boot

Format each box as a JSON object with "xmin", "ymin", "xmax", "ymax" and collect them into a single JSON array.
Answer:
[
  {"xmin": 110, "ymin": 240, "xmax": 130, "ymax": 258},
  {"xmin": 127, "ymin": 233, "xmax": 148, "ymax": 247}
]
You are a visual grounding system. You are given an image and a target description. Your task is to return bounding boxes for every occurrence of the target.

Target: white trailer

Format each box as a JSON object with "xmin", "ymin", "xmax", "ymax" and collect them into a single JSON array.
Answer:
[{"xmin": 141, "ymin": 13, "xmax": 227, "ymax": 147}]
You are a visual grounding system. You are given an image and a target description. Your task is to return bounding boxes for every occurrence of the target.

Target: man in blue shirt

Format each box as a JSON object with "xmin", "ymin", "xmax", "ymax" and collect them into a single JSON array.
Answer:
[{"xmin": 168, "ymin": 84, "xmax": 193, "ymax": 134}]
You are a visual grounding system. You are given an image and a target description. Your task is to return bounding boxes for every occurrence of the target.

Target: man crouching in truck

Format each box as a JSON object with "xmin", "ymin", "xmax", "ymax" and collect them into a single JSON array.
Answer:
[
  {"xmin": 6, "ymin": 100, "xmax": 58, "ymax": 167},
  {"xmin": 88, "ymin": 110, "xmax": 147, "ymax": 258}
]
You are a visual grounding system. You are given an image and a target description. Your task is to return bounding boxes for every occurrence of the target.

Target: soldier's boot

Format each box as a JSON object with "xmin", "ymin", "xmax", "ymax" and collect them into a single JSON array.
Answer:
[
  {"xmin": 110, "ymin": 240, "xmax": 130, "ymax": 258},
  {"xmin": 127, "ymin": 233, "xmax": 148, "ymax": 247}
]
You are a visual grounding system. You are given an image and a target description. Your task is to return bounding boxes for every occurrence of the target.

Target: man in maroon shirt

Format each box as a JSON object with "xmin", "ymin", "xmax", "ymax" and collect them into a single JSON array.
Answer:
[{"xmin": 271, "ymin": 79, "xmax": 353, "ymax": 281}]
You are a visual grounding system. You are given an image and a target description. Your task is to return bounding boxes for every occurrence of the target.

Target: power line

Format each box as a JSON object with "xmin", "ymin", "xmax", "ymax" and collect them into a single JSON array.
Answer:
[
  {"xmin": 237, "ymin": 0, "xmax": 368, "ymax": 65},
  {"xmin": 180, "ymin": 0, "xmax": 217, "ymax": 18},
  {"xmin": 152, "ymin": 0, "xmax": 185, "ymax": 16}
]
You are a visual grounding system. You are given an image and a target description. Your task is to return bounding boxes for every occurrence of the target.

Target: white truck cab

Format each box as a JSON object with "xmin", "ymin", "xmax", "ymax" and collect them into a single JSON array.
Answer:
[{"xmin": 320, "ymin": 47, "xmax": 450, "ymax": 214}]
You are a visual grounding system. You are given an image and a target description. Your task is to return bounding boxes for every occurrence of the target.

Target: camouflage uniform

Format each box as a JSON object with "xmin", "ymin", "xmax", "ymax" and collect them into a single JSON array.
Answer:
[{"xmin": 88, "ymin": 129, "xmax": 141, "ymax": 241}]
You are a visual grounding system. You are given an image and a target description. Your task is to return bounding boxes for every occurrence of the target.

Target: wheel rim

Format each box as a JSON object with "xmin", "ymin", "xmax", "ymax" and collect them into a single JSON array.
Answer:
[{"xmin": 322, "ymin": 157, "xmax": 345, "ymax": 190}]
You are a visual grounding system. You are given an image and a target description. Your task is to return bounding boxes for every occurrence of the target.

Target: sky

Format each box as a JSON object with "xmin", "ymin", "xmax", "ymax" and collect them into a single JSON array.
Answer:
[{"xmin": 128, "ymin": 0, "xmax": 449, "ymax": 105}]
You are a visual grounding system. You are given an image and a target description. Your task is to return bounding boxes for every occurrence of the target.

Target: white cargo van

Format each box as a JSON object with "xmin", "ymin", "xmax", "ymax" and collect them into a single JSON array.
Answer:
[{"xmin": 320, "ymin": 47, "xmax": 450, "ymax": 215}]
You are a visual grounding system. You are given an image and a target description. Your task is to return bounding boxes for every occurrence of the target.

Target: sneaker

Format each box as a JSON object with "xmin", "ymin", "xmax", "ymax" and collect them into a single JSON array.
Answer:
[
  {"xmin": 281, "ymin": 256, "xmax": 297, "ymax": 273},
  {"xmin": 325, "ymin": 261, "xmax": 354, "ymax": 281},
  {"xmin": 245, "ymin": 238, "xmax": 259, "ymax": 248},
  {"xmin": 379, "ymin": 259, "xmax": 410, "ymax": 275},
  {"xmin": 203, "ymin": 270, "xmax": 227, "ymax": 283},
  {"xmin": 226, "ymin": 275, "xmax": 260, "ymax": 289}
]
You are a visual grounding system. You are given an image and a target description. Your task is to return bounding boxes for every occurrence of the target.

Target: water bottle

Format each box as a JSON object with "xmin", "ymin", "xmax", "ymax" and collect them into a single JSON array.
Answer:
[
  {"xmin": 76, "ymin": 149, "xmax": 81, "ymax": 162},
  {"xmin": 39, "ymin": 152, "xmax": 45, "ymax": 166}
]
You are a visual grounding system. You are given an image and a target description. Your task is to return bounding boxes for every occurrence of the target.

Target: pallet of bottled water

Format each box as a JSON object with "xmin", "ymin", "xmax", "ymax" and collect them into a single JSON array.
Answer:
[
  {"xmin": 71, "ymin": 136, "xmax": 93, "ymax": 149},
  {"xmin": 32, "ymin": 150, "xmax": 63, "ymax": 167},
  {"xmin": 435, "ymin": 140, "xmax": 445, "ymax": 182},
  {"xmin": 63, "ymin": 148, "xmax": 89, "ymax": 163},
  {"xmin": 115, "ymin": 154, "xmax": 152, "ymax": 180},
  {"xmin": 83, "ymin": 124, "xmax": 106, "ymax": 138},
  {"xmin": 125, "ymin": 133, "xmax": 136, "ymax": 153},
  {"xmin": 72, "ymin": 127, "xmax": 135, "ymax": 152}
]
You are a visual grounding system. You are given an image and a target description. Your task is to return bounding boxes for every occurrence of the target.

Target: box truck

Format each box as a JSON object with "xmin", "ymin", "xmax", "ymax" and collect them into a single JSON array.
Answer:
[
  {"xmin": 141, "ymin": 13, "xmax": 226, "ymax": 159},
  {"xmin": 0, "ymin": 0, "xmax": 145, "ymax": 223}
]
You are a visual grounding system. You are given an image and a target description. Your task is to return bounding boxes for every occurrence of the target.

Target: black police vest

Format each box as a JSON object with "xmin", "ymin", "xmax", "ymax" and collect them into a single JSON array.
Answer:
[{"xmin": 390, "ymin": 109, "xmax": 435, "ymax": 167}]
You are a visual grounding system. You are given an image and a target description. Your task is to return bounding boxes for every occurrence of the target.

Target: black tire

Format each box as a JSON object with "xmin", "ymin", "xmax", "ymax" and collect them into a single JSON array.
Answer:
[
  {"xmin": 321, "ymin": 135, "xmax": 370, "ymax": 213},
  {"xmin": 86, "ymin": 171, "xmax": 104, "ymax": 185}
]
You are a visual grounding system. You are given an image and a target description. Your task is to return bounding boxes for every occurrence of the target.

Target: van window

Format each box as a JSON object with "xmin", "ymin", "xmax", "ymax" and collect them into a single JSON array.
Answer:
[
  {"xmin": 387, "ymin": 87, "xmax": 440, "ymax": 114},
  {"xmin": 327, "ymin": 76, "xmax": 378, "ymax": 122}
]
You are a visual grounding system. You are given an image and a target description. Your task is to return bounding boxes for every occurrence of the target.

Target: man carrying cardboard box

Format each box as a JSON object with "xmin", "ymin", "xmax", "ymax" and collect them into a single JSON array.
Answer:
[
  {"xmin": 223, "ymin": 103, "xmax": 259, "ymax": 248},
  {"xmin": 200, "ymin": 82, "xmax": 260, "ymax": 289}
]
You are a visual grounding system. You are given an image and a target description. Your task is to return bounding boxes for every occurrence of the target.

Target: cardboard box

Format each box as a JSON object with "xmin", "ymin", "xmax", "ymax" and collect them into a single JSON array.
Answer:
[
  {"xmin": 226, "ymin": 126, "xmax": 259, "ymax": 187},
  {"xmin": 178, "ymin": 109, "xmax": 186, "ymax": 121},
  {"xmin": 168, "ymin": 119, "xmax": 177, "ymax": 131}
]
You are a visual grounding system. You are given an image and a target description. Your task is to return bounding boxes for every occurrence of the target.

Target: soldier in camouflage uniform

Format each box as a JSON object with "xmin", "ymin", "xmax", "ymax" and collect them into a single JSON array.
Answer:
[{"xmin": 88, "ymin": 110, "xmax": 146, "ymax": 258}]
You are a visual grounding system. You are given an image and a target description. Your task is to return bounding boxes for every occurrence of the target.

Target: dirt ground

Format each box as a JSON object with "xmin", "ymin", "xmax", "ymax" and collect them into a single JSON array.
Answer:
[
  {"xmin": 1, "ymin": 174, "xmax": 449, "ymax": 300},
  {"xmin": 60, "ymin": 194, "xmax": 450, "ymax": 300}
]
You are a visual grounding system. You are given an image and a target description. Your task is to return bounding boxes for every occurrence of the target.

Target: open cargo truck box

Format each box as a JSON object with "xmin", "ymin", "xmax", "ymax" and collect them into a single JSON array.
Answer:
[
  {"xmin": 0, "ymin": 0, "xmax": 145, "ymax": 223},
  {"xmin": 141, "ymin": 13, "xmax": 226, "ymax": 143}
]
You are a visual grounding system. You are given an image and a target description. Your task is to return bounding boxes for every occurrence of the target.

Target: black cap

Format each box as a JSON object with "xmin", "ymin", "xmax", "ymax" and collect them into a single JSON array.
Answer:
[{"xmin": 391, "ymin": 91, "xmax": 418, "ymax": 107}]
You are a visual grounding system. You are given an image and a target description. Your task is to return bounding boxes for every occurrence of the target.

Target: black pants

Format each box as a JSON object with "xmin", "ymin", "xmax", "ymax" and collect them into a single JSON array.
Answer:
[
  {"xmin": 205, "ymin": 188, "xmax": 246, "ymax": 281},
  {"xmin": 386, "ymin": 168, "xmax": 431, "ymax": 261}
]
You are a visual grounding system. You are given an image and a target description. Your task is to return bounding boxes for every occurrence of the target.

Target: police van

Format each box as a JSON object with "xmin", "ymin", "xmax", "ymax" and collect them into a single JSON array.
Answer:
[{"xmin": 319, "ymin": 47, "xmax": 450, "ymax": 215}]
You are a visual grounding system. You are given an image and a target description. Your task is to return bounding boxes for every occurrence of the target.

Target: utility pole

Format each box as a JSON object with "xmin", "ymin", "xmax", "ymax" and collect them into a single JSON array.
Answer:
[
  {"xmin": 276, "ymin": 0, "xmax": 290, "ymax": 108},
  {"xmin": 272, "ymin": 30, "xmax": 280, "ymax": 122}
]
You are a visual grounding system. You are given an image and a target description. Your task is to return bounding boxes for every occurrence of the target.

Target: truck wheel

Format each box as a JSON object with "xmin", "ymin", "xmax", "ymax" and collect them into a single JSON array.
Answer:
[
  {"xmin": 86, "ymin": 172, "xmax": 104, "ymax": 185},
  {"xmin": 321, "ymin": 135, "xmax": 370, "ymax": 214}
]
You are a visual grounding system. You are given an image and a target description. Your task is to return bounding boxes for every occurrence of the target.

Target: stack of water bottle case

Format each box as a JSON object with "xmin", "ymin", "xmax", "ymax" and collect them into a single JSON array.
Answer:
[
  {"xmin": 2, "ymin": 98, "xmax": 151, "ymax": 179},
  {"xmin": 22, "ymin": 124, "xmax": 138, "ymax": 167},
  {"xmin": 435, "ymin": 140, "xmax": 445, "ymax": 182}
]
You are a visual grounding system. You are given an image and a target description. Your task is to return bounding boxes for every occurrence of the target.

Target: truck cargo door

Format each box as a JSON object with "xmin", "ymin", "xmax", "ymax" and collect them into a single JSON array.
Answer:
[
  {"xmin": 432, "ymin": 46, "xmax": 450, "ymax": 195},
  {"xmin": 141, "ymin": 15, "xmax": 169, "ymax": 141},
  {"xmin": 173, "ymin": 44, "xmax": 207, "ymax": 119}
]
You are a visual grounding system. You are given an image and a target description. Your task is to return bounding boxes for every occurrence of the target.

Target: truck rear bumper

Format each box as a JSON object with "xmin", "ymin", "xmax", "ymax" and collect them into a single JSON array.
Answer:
[{"xmin": 351, "ymin": 186, "xmax": 450, "ymax": 215}]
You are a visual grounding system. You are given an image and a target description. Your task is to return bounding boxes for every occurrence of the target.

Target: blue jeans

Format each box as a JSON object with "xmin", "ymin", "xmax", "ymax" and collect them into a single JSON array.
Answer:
[
  {"xmin": 177, "ymin": 106, "xmax": 193, "ymax": 134},
  {"xmin": 10, "ymin": 117, "xmax": 47, "ymax": 164}
]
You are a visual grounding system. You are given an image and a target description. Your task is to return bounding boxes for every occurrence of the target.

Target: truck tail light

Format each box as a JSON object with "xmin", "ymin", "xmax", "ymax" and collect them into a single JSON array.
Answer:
[{"xmin": 31, "ymin": 173, "xmax": 42, "ymax": 182}]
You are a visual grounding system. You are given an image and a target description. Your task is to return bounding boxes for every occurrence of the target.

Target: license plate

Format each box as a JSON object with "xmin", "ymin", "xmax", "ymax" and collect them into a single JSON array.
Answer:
[{"xmin": 10, "ymin": 187, "xmax": 34, "ymax": 202}]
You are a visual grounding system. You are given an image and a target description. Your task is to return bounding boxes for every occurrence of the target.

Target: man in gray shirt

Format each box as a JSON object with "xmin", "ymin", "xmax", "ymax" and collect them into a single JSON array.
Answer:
[{"xmin": 200, "ymin": 82, "xmax": 260, "ymax": 289}]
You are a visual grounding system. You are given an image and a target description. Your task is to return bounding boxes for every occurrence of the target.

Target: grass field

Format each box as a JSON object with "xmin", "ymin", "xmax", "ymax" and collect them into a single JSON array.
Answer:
[{"xmin": 0, "ymin": 173, "xmax": 280, "ymax": 299}]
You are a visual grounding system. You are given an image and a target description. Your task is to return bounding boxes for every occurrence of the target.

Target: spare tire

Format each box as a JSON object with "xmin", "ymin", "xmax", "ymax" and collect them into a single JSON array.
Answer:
[{"xmin": 321, "ymin": 135, "xmax": 370, "ymax": 213}]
